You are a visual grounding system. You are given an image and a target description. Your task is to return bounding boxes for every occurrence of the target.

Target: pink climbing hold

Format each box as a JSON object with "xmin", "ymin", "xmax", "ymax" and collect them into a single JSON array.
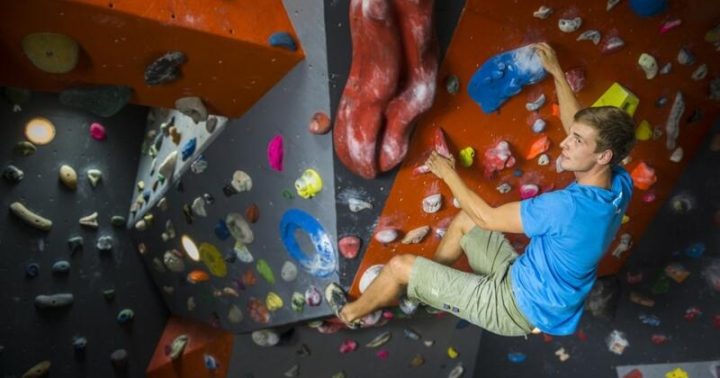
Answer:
[
  {"xmin": 376, "ymin": 350, "xmax": 389, "ymax": 360},
  {"xmin": 641, "ymin": 190, "xmax": 656, "ymax": 203},
  {"xmin": 339, "ymin": 339, "xmax": 358, "ymax": 354},
  {"xmin": 520, "ymin": 184, "xmax": 540, "ymax": 199},
  {"xmin": 267, "ymin": 135, "xmax": 284, "ymax": 172},
  {"xmin": 564, "ymin": 68, "xmax": 586, "ymax": 93},
  {"xmin": 338, "ymin": 235, "xmax": 361, "ymax": 260},
  {"xmin": 482, "ymin": 140, "xmax": 516, "ymax": 178},
  {"xmin": 659, "ymin": 19, "xmax": 682, "ymax": 34},
  {"xmin": 90, "ymin": 122, "xmax": 106, "ymax": 141}
]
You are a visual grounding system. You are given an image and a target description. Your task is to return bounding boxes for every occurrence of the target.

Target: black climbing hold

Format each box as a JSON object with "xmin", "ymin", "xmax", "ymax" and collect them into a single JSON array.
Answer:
[
  {"xmin": 110, "ymin": 349, "xmax": 129, "ymax": 371},
  {"xmin": 144, "ymin": 51, "xmax": 187, "ymax": 85},
  {"xmin": 103, "ymin": 289, "xmax": 116, "ymax": 301},
  {"xmin": 59, "ymin": 85, "xmax": 133, "ymax": 118},
  {"xmin": 223, "ymin": 184, "xmax": 238, "ymax": 197},
  {"xmin": 68, "ymin": 236, "xmax": 84, "ymax": 255},
  {"xmin": 182, "ymin": 204, "xmax": 193, "ymax": 224},
  {"xmin": 111, "ymin": 216, "xmax": 126, "ymax": 227},
  {"xmin": 25, "ymin": 263, "xmax": 40, "ymax": 278},
  {"xmin": 203, "ymin": 193, "xmax": 215, "ymax": 204},
  {"xmin": 2, "ymin": 165, "xmax": 24, "ymax": 184}
]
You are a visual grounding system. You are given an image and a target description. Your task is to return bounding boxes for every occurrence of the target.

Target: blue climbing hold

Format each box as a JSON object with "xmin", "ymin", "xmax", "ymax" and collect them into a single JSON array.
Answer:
[
  {"xmin": 204, "ymin": 354, "xmax": 219, "ymax": 370},
  {"xmin": 629, "ymin": 0, "xmax": 667, "ymax": 17},
  {"xmin": 507, "ymin": 352, "xmax": 527, "ymax": 363},
  {"xmin": 685, "ymin": 242, "xmax": 705, "ymax": 258},
  {"xmin": 268, "ymin": 32, "xmax": 297, "ymax": 52},
  {"xmin": 181, "ymin": 137, "xmax": 197, "ymax": 161},
  {"xmin": 513, "ymin": 168, "xmax": 524, "ymax": 177},
  {"xmin": 468, "ymin": 45, "xmax": 547, "ymax": 113},
  {"xmin": 25, "ymin": 263, "xmax": 40, "ymax": 278},
  {"xmin": 117, "ymin": 308, "xmax": 135, "ymax": 324},
  {"xmin": 52, "ymin": 260, "xmax": 71, "ymax": 274},
  {"xmin": 214, "ymin": 219, "xmax": 230, "ymax": 241},
  {"xmin": 142, "ymin": 189, "xmax": 151, "ymax": 202},
  {"xmin": 279, "ymin": 209, "xmax": 337, "ymax": 278}
]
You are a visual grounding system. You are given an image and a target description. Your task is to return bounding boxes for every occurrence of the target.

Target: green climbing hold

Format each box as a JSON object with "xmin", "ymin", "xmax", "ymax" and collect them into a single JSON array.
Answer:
[
  {"xmin": 15, "ymin": 141, "xmax": 37, "ymax": 156},
  {"xmin": 282, "ymin": 189, "xmax": 294, "ymax": 199},
  {"xmin": 291, "ymin": 292, "xmax": 305, "ymax": 313},
  {"xmin": 111, "ymin": 216, "xmax": 126, "ymax": 227},
  {"xmin": 651, "ymin": 275, "xmax": 670, "ymax": 295},
  {"xmin": 256, "ymin": 259, "xmax": 276, "ymax": 285}
]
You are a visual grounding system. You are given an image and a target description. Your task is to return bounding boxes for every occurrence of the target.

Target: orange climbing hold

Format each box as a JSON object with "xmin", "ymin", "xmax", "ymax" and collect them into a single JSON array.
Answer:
[
  {"xmin": 526, "ymin": 135, "xmax": 550, "ymax": 160},
  {"xmin": 187, "ymin": 269, "xmax": 210, "ymax": 283},
  {"xmin": 630, "ymin": 161, "xmax": 657, "ymax": 190}
]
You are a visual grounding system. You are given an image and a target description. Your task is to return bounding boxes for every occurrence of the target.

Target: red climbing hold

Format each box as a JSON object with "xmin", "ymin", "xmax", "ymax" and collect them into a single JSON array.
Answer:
[
  {"xmin": 526, "ymin": 135, "xmax": 550, "ymax": 160},
  {"xmin": 630, "ymin": 162, "xmax": 657, "ymax": 190},
  {"xmin": 309, "ymin": 112, "xmax": 332, "ymax": 135},
  {"xmin": 338, "ymin": 235, "xmax": 361, "ymax": 259}
]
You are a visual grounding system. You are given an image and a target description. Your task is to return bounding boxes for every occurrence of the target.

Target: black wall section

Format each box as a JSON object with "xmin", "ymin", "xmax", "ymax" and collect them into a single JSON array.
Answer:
[
  {"xmin": 326, "ymin": 0, "xmax": 466, "ymax": 287},
  {"xmin": 0, "ymin": 93, "xmax": 168, "ymax": 377}
]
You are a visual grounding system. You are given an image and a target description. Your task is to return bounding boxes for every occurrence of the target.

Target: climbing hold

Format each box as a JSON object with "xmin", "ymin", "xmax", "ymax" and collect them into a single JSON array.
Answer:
[
  {"xmin": 181, "ymin": 137, "xmax": 197, "ymax": 161},
  {"xmin": 564, "ymin": 68, "xmax": 586, "ymax": 93},
  {"xmin": 629, "ymin": 291, "xmax": 654, "ymax": 307},
  {"xmin": 2, "ymin": 165, "xmax": 24, "ymax": 184},
  {"xmin": 279, "ymin": 209, "xmax": 336, "ymax": 277},
  {"xmin": 660, "ymin": 18, "xmax": 682, "ymax": 34},
  {"xmin": 89, "ymin": 122, "xmax": 106, "ymax": 141},
  {"xmin": 266, "ymin": 292, "xmax": 284, "ymax": 312},
  {"xmin": 638, "ymin": 53, "xmax": 658, "ymax": 79},
  {"xmin": 526, "ymin": 135, "xmax": 550, "ymax": 160},
  {"xmin": 267, "ymin": 135, "xmax": 284, "ymax": 172},
  {"xmin": 233, "ymin": 242, "xmax": 254, "ymax": 263},
  {"xmin": 285, "ymin": 364, "xmax": 300, "ymax": 378},
  {"xmin": 555, "ymin": 347, "xmax": 570, "ymax": 362},
  {"xmin": 533, "ymin": 5, "xmax": 553, "ymax": 19},
  {"xmin": 376, "ymin": 350, "xmax": 389, "ymax": 360},
  {"xmin": 22, "ymin": 32, "xmax": 78, "ymax": 73},
  {"xmin": 611, "ymin": 233, "xmax": 633, "ymax": 258},
  {"xmin": 256, "ymin": 259, "xmax": 276, "ymax": 284},
  {"xmin": 400, "ymin": 296, "xmax": 420, "ymax": 315},
  {"xmin": 448, "ymin": 363, "xmax": 464, "ymax": 378},
  {"xmin": 636, "ymin": 120, "xmax": 652, "ymax": 141},
  {"xmin": 117, "ymin": 308, "xmax": 134, "ymax": 324},
  {"xmin": 366, "ymin": 331, "xmax": 391, "ymax": 348},
  {"xmin": 25, "ymin": 263, "xmax": 40, "ymax": 278},
  {"xmin": 96, "ymin": 235, "xmax": 113, "ymax": 252},
  {"xmin": 496, "ymin": 182, "xmax": 512, "ymax": 194},
  {"xmin": 601, "ymin": 36, "xmax": 625, "ymax": 54},
  {"xmin": 163, "ymin": 250, "xmax": 185, "ymax": 272},
  {"xmin": 295, "ymin": 169, "xmax": 323, "ymax": 199},
  {"xmin": 60, "ymin": 85, "xmax": 132, "ymax": 118},
  {"xmin": 68, "ymin": 236, "xmax": 83, "ymax": 254},
  {"xmin": 665, "ymin": 92, "xmax": 685, "ymax": 150},
  {"xmin": 200, "ymin": 243, "xmax": 226, "ymax": 277},
  {"xmin": 145, "ymin": 51, "xmax": 187, "ymax": 85},
  {"xmin": 59, "ymin": 164, "xmax": 78, "ymax": 190},
  {"xmin": 161, "ymin": 220, "xmax": 176, "ymax": 241},
  {"xmin": 537, "ymin": 153, "xmax": 551, "ymax": 166},
  {"xmin": 110, "ymin": 349, "xmax": 128, "ymax": 371},
  {"xmin": 21, "ymin": 360, "xmax": 51, "ymax": 378},
  {"xmin": 683, "ymin": 306, "xmax": 702, "ymax": 321},
  {"xmin": 359, "ymin": 265, "xmax": 383, "ymax": 293},
  {"xmin": 169, "ymin": 126, "xmax": 181, "ymax": 145},
  {"xmin": 281, "ymin": 261, "xmax": 298, "ymax": 282},
  {"xmin": 252, "ymin": 329, "xmax": 281, "ymax": 347},
  {"xmin": 34, "ymin": 293, "xmax": 74, "ymax": 309},
  {"xmin": 630, "ymin": 162, "xmax": 657, "ymax": 190},
  {"xmin": 691, "ymin": 64, "xmax": 707, "ymax": 81},
  {"xmin": 191, "ymin": 197, "xmax": 207, "ymax": 217},
  {"xmin": 508, "ymin": 352, "xmax": 527, "ymax": 363},
  {"xmin": 447, "ymin": 346, "xmax": 459, "ymax": 359},
  {"xmin": 577, "ymin": 30, "xmax": 602, "ymax": 45},
  {"xmin": 339, "ymin": 235, "xmax": 361, "ymax": 259},
  {"xmin": 10, "ymin": 202, "xmax": 52, "ymax": 231},
  {"xmin": 227, "ymin": 170, "xmax": 253, "ymax": 194},
  {"xmin": 15, "ymin": 141, "xmax": 37, "ymax": 156},
  {"xmin": 445, "ymin": 74, "xmax": 460, "ymax": 94},
  {"xmin": 291, "ymin": 292, "xmax": 305, "ymax": 312},
  {"xmin": 72, "ymin": 336, "xmax": 87, "ymax": 355},
  {"xmin": 629, "ymin": 0, "xmax": 667, "ymax": 16},
  {"xmin": 176, "ymin": 97, "xmax": 207, "ymax": 124},
  {"xmin": 520, "ymin": 184, "xmax": 540, "ymax": 199},
  {"xmin": 685, "ymin": 242, "xmax": 705, "ymax": 258},
  {"xmin": 403, "ymin": 328, "xmax": 421, "ymax": 340},
  {"xmin": 305, "ymin": 286, "xmax": 322, "ymax": 306},
  {"xmin": 187, "ymin": 270, "xmax": 210, "ymax": 283},
  {"xmin": 309, "ymin": 112, "xmax": 331, "ymax": 134},
  {"xmin": 677, "ymin": 47, "xmax": 695, "ymax": 65},
  {"xmin": 483, "ymin": 140, "xmax": 516, "ymax": 177},
  {"xmin": 191, "ymin": 155, "xmax": 208, "ymax": 174},
  {"xmin": 531, "ymin": 118, "xmax": 547, "ymax": 133},
  {"xmin": 339, "ymin": 339, "xmax": 358, "ymax": 353},
  {"xmin": 226, "ymin": 213, "xmax": 254, "ymax": 244},
  {"xmin": 167, "ymin": 335, "xmax": 190, "ymax": 361},
  {"xmin": 669, "ymin": 147, "xmax": 683, "ymax": 162},
  {"xmin": 348, "ymin": 198, "xmax": 373, "ymax": 212},
  {"xmin": 606, "ymin": 330, "xmax": 629, "ymax": 355},
  {"xmin": 86, "ymin": 169, "xmax": 102, "ymax": 188},
  {"xmin": 558, "ymin": 17, "xmax": 582, "ymax": 33},
  {"xmin": 228, "ymin": 304, "xmax": 243, "ymax": 323},
  {"xmin": 79, "ymin": 212, "xmax": 99, "ymax": 228},
  {"xmin": 665, "ymin": 263, "xmax": 690, "ymax": 283},
  {"xmin": 458, "ymin": 147, "xmax": 475, "ymax": 167},
  {"xmin": 401, "ymin": 226, "xmax": 430, "ymax": 244},
  {"xmin": 526, "ymin": 93, "xmax": 546, "ymax": 111},
  {"xmin": 375, "ymin": 229, "xmax": 399, "ymax": 244},
  {"xmin": 269, "ymin": 32, "xmax": 297, "ymax": 51},
  {"xmin": 52, "ymin": 260, "xmax": 70, "ymax": 274},
  {"xmin": 468, "ymin": 45, "xmax": 547, "ymax": 113},
  {"xmin": 422, "ymin": 194, "xmax": 442, "ymax": 213}
]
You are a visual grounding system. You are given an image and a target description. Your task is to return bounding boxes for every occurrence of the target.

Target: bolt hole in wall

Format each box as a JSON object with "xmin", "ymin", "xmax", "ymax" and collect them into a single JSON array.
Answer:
[{"xmin": 107, "ymin": 2, "xmax": 113, "ymax": 9}]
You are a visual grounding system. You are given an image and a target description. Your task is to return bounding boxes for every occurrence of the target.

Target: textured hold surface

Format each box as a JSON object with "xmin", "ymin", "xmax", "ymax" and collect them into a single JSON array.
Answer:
[
  {"xmin": 59, "ymin": 85, "xmax": 132, "ymax": 117},
  {"xmin": 175, "ymin": 97, "xmax": 207, "ymax": 123},
  {"xmin": 309, "ymin": 112, "xmax": 331, "ymax": 134},
  {"xmin": 144, "ymin": 51, "xmax": 187, "ymax": 85},
  {"xmin": 21, "ymin": 360, "xmax": 51, "ymax": 378}
]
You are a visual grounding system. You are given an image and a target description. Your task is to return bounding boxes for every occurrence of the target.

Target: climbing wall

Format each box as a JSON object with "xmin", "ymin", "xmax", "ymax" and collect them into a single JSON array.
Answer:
[
  {"xmin": 0, "ymin": 93, "xmax": 167, "ymax": 377},
  {"xmin": 349, "ymin": 0, "xmax": 720, "ymax": 296},
  {"xmin": 0, "ymin": 0, "xmax": 303, "ymax": 117},
  {"xmin": 128, "ymin": 0, "xmax": 336, "ymax": 333}
]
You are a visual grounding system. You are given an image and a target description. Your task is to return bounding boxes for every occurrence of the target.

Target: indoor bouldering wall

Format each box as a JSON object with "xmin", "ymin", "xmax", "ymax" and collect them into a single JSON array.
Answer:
[
  {"xmin": 0, "ymin": 92, "xmax": 167, "ymax": 377},
  {"xmin": 348, "ymin": 0, "xmax": 720, "ymax": 296},
  {"xmin": 128, "ymin": 0, "xmax": 338, "ymax": 333}
]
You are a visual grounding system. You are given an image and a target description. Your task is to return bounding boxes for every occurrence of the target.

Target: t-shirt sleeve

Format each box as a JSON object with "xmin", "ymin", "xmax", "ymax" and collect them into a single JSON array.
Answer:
[{"xmin": 521, "ymin": 190, "xmax": 574, "ymax": 237}]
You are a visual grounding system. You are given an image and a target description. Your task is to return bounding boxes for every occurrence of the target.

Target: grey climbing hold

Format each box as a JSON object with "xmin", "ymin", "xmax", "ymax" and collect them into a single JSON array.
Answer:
[
  {"xmin": 157, "ymin": 197, "xmax": 168, "ymax": 211},
  {"xmin": 34, "ymin": 293, "xmax": 74, "ymax": 309},
  {"xmin": 401, "ymin": 226, "xmax": 430, "ymax": 244},
  {"xmin": 25, "ymin": 263, "xmax": 40, "ymax": 278},
  {"xmin": 21, "ymin": 360, "xmax": 51, "ymax": 378},
  {"xmin": 116, "ymin": 308, "xmax": 134, "ymax": 324},
  {"xmin": 87, "ymin": 169, "xmax": 102, "ymax": 187},
  {"xmin": 191, "ymin": 197, "xmax": 207, "ymax": 217},
  {"xmin": 448, "ymin": 363, "xmax": 464, "ymax": 378},
  {"xmin": 2, "ymin": 165, "xmax": 24, "ymax": 184},
  {"xmin": 10, "ymin": 202, "xmax": 52, "ymax": 231},
  {"xmin": 577, "ymin": 30, "xmax": 602, "ymax": 45},
  {"xmin": 145, "ymin": 51, "xmax": 187, "ymax": 85},
  {"xmin": 558, "ymin": 17, "xmax": 582, "ymax": 33},
  {"xmin": 79, "ymin": 212, "xmax": 99, "ymax": 228},
  {"xmin": 228, "ymin": 304, "xmax": 243, "ymax": 323},
  {"xmin": 206, "ymin": 117, "xmax": 218, "ymax": 133},
  {"xmin": 59, "ymin": 85, "xmax": 133, "ymax": 117},
  {"xmin": 677, "ymin": 47, "xmax": 695, "ymax": 65},
  {"xmin": 163, "ymin": 250, "xmax": 185, "ymax": 272},
  {"xmin": 110, "ymin": 348, "xmax": 128, "ymax": 371},
  {"xmin": 68, "ymin": 236, "xmax": 84, "ymax": 255},
  {"xmin": 691, "ymin": 64, "xmax": 708, "ymax": 81},
  {"xmin": 96, "ymin": 235, "xmax": 113, "ymax": 251},
  {"xmin": 59, "ymin": 164, "xmax": 78, "ymax": 190},
  {"xmin": 281, "ymin": 261, "xmax": 298, "ymax": 282},
  {"xmin": 348, "ymin": 198, "xmax": 373, "ymax": 212},
  {"xmin": 72, "ymin": 336, "xmax": 87, "ymax": 353},
  {"xmin": 203, "ymin": 193, "xmax": 214, "ymax": 205},
  {"xmin": 445, "ymin": 75, "xmax": 460, "ymax": 94},
  {"xmin": 526, "ymin": 94, "xmax": 546, "ymax": 111},
  {"xmin": 169, "ymin": 335, "xmax": 189, "ymax": 360},
  {"xmin": 103, "ymin": 289, "xmax": 115, "ymax": 301},
  {"xmin": 52, "ymin": 260, "xmax": 71, "ymax": 274},
  {"xmin": 284, "ymin": 364, "xmax": 300, "ymax": 377},
  {"xmin": 269, "ymin": 32, "xmax": 297, "ymax": 51},
  {"xmin": 226, "ymin": 213, "xmax": 254, "ymax": 243},
  {"xmin": 15, "ymin": 141, "xmax": 37, "ymax": 156},
  {"xmin": 366, "ymin": 331, "xmax": 391, "ymax": 348},
  {"xmin": 190, "ymin": 156, "xmax": 208, "ymax": 174},
  {"xmin": 111, "ymin": 216, "xmax": 126, "ymax": 227},
  {"xmin": 175, "ymin": 97, "xmax": 207, "ymax": 123},
  {"xmin": 158, "ymin": 150, "xmax": 178, "ymax": 180},
  {"xmin": 403, "ymin": 328, "xmax": 421, "ymax": 340},
  {"xmin": 531, "ymin": 118, "xmax": 546, "ymax": 133},
  {"xmin": 161, "ymin": 220, "xmax": 176, "ymax": 241},
  {"xmin": 252, "ymin": 329, "xmax": 280, "ymax": 347}
]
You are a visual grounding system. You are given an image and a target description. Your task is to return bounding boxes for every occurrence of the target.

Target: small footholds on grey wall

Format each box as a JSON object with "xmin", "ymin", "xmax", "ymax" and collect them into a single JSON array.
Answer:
[{"xmin": 79, "ymin": 212, "xmax": 99, "ymax": 228}]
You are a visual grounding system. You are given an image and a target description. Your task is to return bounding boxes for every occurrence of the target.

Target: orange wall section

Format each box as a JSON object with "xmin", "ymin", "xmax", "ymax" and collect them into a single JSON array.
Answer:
[
  {"xmin": 350, "ymin": 0, "xmax": 720, "ymax": 297},
  {"xmin": 0, "ymin": 0, "xmax": 304, "ymax": 118}
]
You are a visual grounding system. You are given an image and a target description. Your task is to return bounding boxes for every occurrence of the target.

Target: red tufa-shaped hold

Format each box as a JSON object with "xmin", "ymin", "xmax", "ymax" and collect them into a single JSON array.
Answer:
[
  {"xmin": 267, "ymin": 135, "xmax": 284, "ymax": 172},
  {"xmin": 526, "ymin": 135, "xmax": 550, "ymax": 160},
  {"xmin": 339, "ymin": 339, "xmax": 358, "ymax": 353},
  {"xmin": 482, "ymin": 140, "xmax": 516, "ymax": 178},
  {"xmin": 90, "ymin": 122, "xmax": 106, "ymax": 140},
  {"xmin": 630, "ymin": 162, "xmax": 657, "ymax": 190},
  {"xmin": 338, "ymin": 235, "xmax": 361, "ymax": 259},
  {"xmin": 245, "ymin": 203, "xmax": 259, "ymax": 223},
  {"xmin": 309, "ymin": 112, "xmax": 331, "ymax": 135}
]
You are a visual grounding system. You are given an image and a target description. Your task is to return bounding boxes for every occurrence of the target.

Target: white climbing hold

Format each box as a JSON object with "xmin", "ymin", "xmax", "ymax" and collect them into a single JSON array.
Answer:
[
  {"xmin": 79, "ymin": 212, "xmax": 99, "ymax": 228},
  {"xmin": 96, "ymin": 235, "xmax": 113, "ymax": 251},
  {"xmin": 526, "ymin": 94, "xmax": 546, "ymax": 111},
  {"xmin": 87, "ymin": 169, "xmax": 102, "ymax": 187},
  {"xmin": 9, "ymin": 202, "xmax": 52, "ymax": 231},
  {"xmin": 496, "ymin": 182, "xmax": 512, "ymax": 194},
  {"xmin": 59, "ymin": 164, "xmax": 78, "ymax": 190},
  {"xmin": 611, "ymin": 233, "xmax": 632, "ymax": 258},
  {"xmin": 190, "ymin": 157, "xmax": 207, "ymax": 174},
  {"xmin": 175, "ymin": 96, "xmax": 208, "ymax": 123},
  {"xmin": 577, "ymin": 30, "xmax": 601, "ymax": 45},
  {"xmin": 359, "ymin": 264, "xmax": 384, "ymax": 293},
  {"xmin": 233, "ymin": 241, "xmax": 254, "ymax": 263},
  {"xmin": 558, "ymin": 17, "xmax": 582, "ymax": 33},
  {"xmin": 422, "ymin": 194, "xmax": 442, "ymax": 214},
  {"xmin": 401, "ymin": 226, "xmax": 430, "ymax": 244},
  {"xmin": 191, "ymin": 197, "xmax": 207, "ymax": 217},
  {"xmin": 231, "ymin": 170, "xmax": 253, "ymax": 192},
  {"xmin": 538, "ymin": 154, "xmax": 550, "ymax": 166},
  {"xmin": 533, "ymin": 6, "xmax": 553, "ymax": 19},
  {"xmin": 374, "ymin": 229, "xmax": 399, "ymax": 244},
  {"xmin": 348, "ymin": 197, "xmax": 373, "ymax": 212},
  {"xmin": 158, "ymin": 151, "xmax": 177, "ymax": 180},
  {"xmin": 670, "ymin": 147, "xmax": 684, "ymax": 162},
  {"xmin": 637, "ymin": 53, "xmax": 658, "ymax": 80},
  {"xmin": 281, "ymin": 261, "xmax": 298, "ymax": 282},
  {"xmin": 691, "ymin": 64, "xmax": 708, "ymax": 81}
]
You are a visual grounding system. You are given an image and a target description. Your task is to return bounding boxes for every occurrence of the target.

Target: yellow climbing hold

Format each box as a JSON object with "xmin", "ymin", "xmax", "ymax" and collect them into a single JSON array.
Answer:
[
  {"xmin": 295, "ymin": 169, "xmax": 323, "ymax": 199},
  {"xmin": 447, "ymin": 346, "xmax": 458, "ymax": 359},
  {"xmin": 266, "ymin": 292, "xmax": 284, "ymax": 312},
  {"xmin": 636, "ymin": 120, "xmax": 652, "ymax": 141},
  {"xmin": 622, "ymin": 215, "xmax": 630, "ymax": 224},
  {"xmin": 665, "ymin": 367, "xmax": 688, "ymax": 378},
  {"xmin": 199, "ymin": 243, "xmax": 227, "ymax": 277},
  {"xmin": 458, "ymin": 147, "xmax": 475, "ymax": 167},
  {"xmin": 592, "ymin": 82, "xmax": 639, "ymax": 117}
]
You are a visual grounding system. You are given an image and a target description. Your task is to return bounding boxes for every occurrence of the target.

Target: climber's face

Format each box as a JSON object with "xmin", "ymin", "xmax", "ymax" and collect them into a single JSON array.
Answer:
[{"xmin": 559, "ymin": 122, "xmax": 612, "ymax": 173}]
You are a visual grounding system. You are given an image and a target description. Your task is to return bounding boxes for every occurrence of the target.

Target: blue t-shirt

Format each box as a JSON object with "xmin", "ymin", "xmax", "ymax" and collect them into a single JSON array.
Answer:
[{"xmin": 511, "ymin": 166, "xmax": 633, "ymax": 335}]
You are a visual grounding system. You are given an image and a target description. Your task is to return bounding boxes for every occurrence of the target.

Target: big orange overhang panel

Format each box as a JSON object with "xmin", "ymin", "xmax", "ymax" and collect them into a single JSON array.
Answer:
[{"xmin": 350, "ymin": 0, "xmax": 720, "ymax": 297}]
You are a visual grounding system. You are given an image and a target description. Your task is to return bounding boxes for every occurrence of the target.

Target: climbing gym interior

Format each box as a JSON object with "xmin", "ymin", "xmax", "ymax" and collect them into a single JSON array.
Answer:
[{"xmin": 1, "ymin": 0, "xmax": 719, "ymax": 377}]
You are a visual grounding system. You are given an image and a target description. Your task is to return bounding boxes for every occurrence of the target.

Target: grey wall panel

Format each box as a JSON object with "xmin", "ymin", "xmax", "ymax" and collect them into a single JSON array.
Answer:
[{"xmin": 0, "ymin": 92, "xmax": 167, "ymax": 378}]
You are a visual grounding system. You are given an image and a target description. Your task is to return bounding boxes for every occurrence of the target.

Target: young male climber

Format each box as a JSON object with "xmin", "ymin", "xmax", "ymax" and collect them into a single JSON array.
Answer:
[{"xmin": 326, "ymin": 42, "xmax": 636, "ymax": 336}]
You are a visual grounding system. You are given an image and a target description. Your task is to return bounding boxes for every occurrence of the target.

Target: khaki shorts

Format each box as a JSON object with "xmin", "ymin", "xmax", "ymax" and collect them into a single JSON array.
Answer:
[{"xmin": 407, "ymin": 226, "xmax": 534, "ymax": 336}]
